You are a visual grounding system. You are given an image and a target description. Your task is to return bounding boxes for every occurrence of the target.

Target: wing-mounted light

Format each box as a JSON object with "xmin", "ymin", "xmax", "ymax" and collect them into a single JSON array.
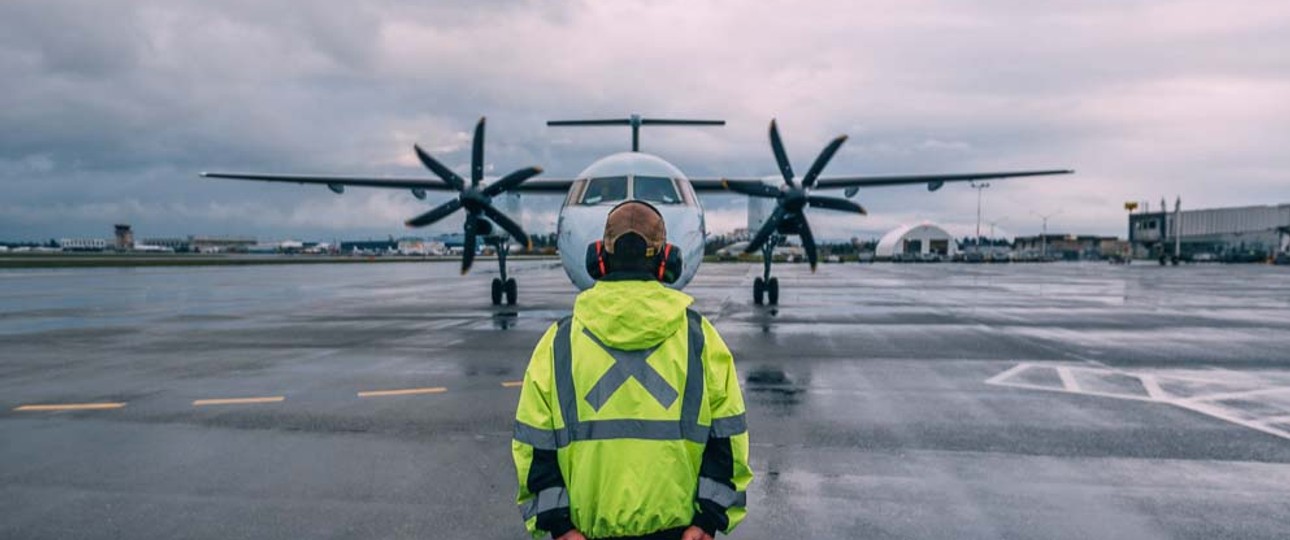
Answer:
[
  {"xmin": 327, "ymin": 183, "xmax": 345, "ymax": 194},
  {"xmin": 927, "ymin": 180, "xmax": 944, "ymax": 192},
  {"xmin": 411, "ymin": 188, "xmax": 427, "ymax": 200}
]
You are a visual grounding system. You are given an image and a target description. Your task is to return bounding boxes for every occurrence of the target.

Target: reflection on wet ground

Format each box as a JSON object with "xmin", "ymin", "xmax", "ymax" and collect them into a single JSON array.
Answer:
[{"xmin": 3, "ymin": 261, "xmax": 1290, "ymax": 539}]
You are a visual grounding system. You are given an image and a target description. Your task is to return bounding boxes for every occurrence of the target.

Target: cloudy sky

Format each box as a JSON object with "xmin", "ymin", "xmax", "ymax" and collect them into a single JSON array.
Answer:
[{"xmin": 2, "ymin": 0, "xmax": 1287, "ymax": 243}]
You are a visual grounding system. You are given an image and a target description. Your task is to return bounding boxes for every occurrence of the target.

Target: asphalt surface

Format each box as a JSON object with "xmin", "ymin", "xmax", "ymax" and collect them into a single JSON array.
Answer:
[{"xmin": 3, "ymin": 261, "xmax": 1290, "ymax": 539}]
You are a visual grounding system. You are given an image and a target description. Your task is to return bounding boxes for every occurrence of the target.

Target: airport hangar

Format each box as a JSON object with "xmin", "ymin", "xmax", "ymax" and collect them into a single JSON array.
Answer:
[
  {"xmin": 1130, "ymin": 202, "xmax": 1290, "ymax": 260},
  {"xmin": 874, "ymin": 222, "xmax": 959, "ymax": 261}
]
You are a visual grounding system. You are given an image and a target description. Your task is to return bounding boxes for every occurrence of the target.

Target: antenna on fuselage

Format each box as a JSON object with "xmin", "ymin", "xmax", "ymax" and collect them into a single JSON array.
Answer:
[{"xmin": 547, "ymin": 114, "xmax": 725, "ymax": 152}]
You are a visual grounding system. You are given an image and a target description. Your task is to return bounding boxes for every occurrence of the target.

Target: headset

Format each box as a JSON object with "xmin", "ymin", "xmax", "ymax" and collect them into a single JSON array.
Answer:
[{"xmin": 585, "ymin": 203, "xmax": 683, "ymax": 284}]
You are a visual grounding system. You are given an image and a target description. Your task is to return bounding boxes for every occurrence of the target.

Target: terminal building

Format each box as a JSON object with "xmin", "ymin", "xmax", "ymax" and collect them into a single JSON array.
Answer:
[{"xmin": 1129, "ymin": 202, "xmax": 1290, "ymax": 261}]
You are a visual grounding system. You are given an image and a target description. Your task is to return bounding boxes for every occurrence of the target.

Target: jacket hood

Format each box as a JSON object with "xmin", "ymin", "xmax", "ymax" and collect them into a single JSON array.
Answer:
[{"xmin": 574, "ymin": 279, "xmax": 694, "ymax": 350}]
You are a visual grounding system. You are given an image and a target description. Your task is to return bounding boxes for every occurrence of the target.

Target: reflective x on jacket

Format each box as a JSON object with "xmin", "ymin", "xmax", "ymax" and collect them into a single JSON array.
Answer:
[{"xmin": 512, "ymin": 279, "xmax": 751, "ymax": 539}]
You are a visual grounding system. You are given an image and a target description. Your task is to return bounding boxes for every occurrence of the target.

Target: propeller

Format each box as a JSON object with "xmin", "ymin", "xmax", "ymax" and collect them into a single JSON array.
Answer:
[
  {"xmin": 404, "ymin": 117, "xmax": 543, "ymax": 274},
  {"xmin": 731, "ymin": 119, "xmax": 867, "ymax": 271}
]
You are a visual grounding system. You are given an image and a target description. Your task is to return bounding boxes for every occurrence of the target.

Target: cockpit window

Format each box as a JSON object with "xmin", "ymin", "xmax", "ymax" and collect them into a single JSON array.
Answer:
[
  {"xmin": 580, "ymin": 176, "xmax": 628, "ymax": 205},
  {"xmin": 633, "ymin": 176, "xmax": 681, "ymax": 205}
]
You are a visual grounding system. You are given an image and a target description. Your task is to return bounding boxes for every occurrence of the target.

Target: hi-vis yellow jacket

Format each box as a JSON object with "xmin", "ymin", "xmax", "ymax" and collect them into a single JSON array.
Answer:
[{"xmin": 512, "ymin": 279, "xmax": 752, "ymax": 539}]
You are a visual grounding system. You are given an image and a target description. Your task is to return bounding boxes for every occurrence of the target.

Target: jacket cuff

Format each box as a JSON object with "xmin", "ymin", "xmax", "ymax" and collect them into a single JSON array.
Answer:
[
  {"xmin": 691, "ymin": 509, "xmax": 722, "ymax": 537},
  {"xmin": 546, "ymin": 515, "xmax": 575, "ymax": 539}
]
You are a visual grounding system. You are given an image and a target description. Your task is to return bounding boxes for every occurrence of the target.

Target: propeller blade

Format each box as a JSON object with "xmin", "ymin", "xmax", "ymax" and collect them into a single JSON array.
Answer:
[
  {"xmin": 461, "ymin": 213, "xmax": 479, "ymax": 274},
  {"xmin": 721, "ymin": 179, "xmax": 781, "ymax": 198},
  {"xmin": 744, "ymin": 206, "xmax": 784, "ymax": 254},
  {"xmin": 798, "ymin": 216, "xmax": 819, "ymax": 271},
  {"xmin": 471, "ymin": 117, "xmax": 485, "ymax": 187},
  {"xmin": 414, "ymin": 144, "xmax": 466, "ymax": 192},
  {"xmin": 482, "ymin": 166, "xmax": 544, "ymax": 198},
  {"xmin": 480, "ymin": 203, "xmax": 531, "ymax": 250},
  {"xmin": 768, "ymin": 119, "xmax": 795, "ymax": 187},
  {"xmin": 404, "ymin": 198, "xmax": 463, "ymax": 228},
  {"xmin": 807, "ymin": 195, "xmax": 867, "ymax": 215},
  {"xmin": 801, "ymin": 135, "xmax": 848, "ymax": 189}
]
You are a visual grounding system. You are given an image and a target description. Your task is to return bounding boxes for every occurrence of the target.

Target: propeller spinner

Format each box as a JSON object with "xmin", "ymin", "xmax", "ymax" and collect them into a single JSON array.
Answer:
[
  {"xmin": 404, "ymin": 117, "xmax": 543, "ymax": 274},
  {"xmin": 727, "ymin": 119, "xmax": 867, "ymax": 270}
]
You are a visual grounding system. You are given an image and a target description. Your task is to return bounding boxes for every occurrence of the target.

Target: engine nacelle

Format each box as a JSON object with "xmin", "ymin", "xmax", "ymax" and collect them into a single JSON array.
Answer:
[
  {"xmin": 927, "ymin": 180, "xmax": 944, "ymax": 192},
  {"xmin": 327, "ymin": 183, "xmax": 345, "ymax": 194},
  {"xmin": 411, "ymin": 188, "xmax": 427, "ymax": 200}
]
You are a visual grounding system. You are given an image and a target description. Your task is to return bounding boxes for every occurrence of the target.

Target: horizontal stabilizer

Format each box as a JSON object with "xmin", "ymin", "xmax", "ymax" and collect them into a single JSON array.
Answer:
[{"xmin": 547, "ymin": 114, "xmax": 724, "ymax": 151}]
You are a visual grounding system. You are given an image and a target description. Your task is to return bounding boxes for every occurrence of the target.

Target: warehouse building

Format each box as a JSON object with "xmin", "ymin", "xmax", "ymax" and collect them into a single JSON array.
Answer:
[{"xmin": 1129, "ymin": 202, "xmax": 1290, "ymax": 262}]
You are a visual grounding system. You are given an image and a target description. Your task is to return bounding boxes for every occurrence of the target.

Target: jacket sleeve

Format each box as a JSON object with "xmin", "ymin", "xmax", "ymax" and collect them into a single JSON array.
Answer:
[
  {"xmin": 513, "ymin": 322, "xmax": 575, "ymax": 539},
  {"xmin": 691, "ymin": 316, "xmax": 752, "ymax": 536}
]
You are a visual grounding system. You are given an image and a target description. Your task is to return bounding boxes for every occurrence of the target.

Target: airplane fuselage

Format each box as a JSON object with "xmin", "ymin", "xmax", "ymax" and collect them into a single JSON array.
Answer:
[{"xmin": 555, "ymin": 152, "xmax": 706, "ymax": 290}]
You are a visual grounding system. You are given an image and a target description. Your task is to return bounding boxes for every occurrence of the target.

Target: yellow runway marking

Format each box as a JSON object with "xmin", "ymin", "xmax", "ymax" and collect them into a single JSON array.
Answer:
[
  {"xmin": 501, "ymin": 381, "xmax": 523, "ymax": 388},
  {"xmin": 357, "ymin": 387, "xmax": 447, "ymax": 398},
  {"xmin": 193, "ymin": 396, "xmax": 284, "ymax": 406},
  {"xmin": 14, "ymin": 402, "xmax": 126, "ymax": 412}
]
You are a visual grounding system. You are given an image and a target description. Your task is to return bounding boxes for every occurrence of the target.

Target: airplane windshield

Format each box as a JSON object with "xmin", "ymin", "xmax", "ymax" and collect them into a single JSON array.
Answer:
[
  {"xmin": 580, "ymin": 176, "xmax": 628, "ymax": 205},
  {"xmin": 633, "ymin": 176, "xmax": 681, "ymax": 205}
]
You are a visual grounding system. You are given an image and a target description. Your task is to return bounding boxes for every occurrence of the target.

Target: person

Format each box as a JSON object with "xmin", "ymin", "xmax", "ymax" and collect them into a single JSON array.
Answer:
[{"xmin": 512, "ymin": 200, "xmax": 752, "ymax": 540}]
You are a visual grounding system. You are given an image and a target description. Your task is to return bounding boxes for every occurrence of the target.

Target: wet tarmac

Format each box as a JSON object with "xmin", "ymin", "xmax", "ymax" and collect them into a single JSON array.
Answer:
[{"xmin": 3, "ymin": 261, "xmax": 1290, "ymax": 539}]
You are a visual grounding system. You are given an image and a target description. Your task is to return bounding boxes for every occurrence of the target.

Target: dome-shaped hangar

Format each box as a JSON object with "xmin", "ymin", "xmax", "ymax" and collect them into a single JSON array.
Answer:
[{"xmin": 875, "ymin": 222, "xmax": 958, "ymax": 261}]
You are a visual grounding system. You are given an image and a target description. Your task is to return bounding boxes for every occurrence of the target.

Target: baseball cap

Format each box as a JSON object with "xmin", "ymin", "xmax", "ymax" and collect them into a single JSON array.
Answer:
[{"xmin": 603, "ymin": 200, "xmax": 667, "ymax": 257}]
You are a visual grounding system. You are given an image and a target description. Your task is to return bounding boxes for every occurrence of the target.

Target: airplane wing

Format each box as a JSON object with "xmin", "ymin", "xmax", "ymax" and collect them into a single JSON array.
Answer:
[
  {"xmin": 691, "ymin": 169, "xmax": 1072, "ymax": 192},
  {"xmin": 200, "ymin": 172, "xmax": 577, "ymax": 193}
]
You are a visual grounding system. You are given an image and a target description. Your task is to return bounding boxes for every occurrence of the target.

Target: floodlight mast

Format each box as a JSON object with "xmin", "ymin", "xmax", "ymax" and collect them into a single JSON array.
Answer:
[{"xmin": 547, "ymin": 114, "xmax": 726, "ymax": 152}]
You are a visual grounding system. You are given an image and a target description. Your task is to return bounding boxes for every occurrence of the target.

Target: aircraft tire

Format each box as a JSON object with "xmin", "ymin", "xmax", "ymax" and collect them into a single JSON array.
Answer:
[
  {"xmin": 491, "ymin": 278, "xmax": 503, "ymax": 306},
  {"xmin": 505, "ymin": 278, "xmax": 517, "ymax": 306},
  {"xmin": 767, "ymin": 277, "xmax": 780, "ymax": 305},
  {"xmin": 753, "ymin": 277, "xmax": 765, "ymax": 305}
]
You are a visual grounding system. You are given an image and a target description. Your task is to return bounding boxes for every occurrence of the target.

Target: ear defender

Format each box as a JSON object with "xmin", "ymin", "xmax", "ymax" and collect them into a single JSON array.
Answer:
[
  {"xmin": 656, "ymin": 243, "xmax": 683, "ymax": 284},
  {"xmin": 585, "ymin": 240, "xmax": 607, "ymax": 280}
]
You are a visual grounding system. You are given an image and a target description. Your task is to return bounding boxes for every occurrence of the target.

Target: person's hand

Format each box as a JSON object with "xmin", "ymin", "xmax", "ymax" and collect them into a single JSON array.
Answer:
[
  {"xmin": 555, "ymin": 529, "xmax": 587, "ymax": 540},
  {"xmin": 680, "ymin": 526, "xmax": 714, "ymax": 540}
]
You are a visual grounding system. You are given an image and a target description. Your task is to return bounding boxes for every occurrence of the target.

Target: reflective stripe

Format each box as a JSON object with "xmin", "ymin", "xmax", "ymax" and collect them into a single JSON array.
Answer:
[
  {"xmin": 710, "ymin": 413, "xmax": 747, "ymax": 438},
  {"xmin": 513, "ymin": 420, "xmax": 558, "ymax": 450},
  {"xmin": 697, "ymin": 476, "xmax": 738, "ymax": 508},
  {"xmin": 550, "ymin": 311, "xmax": 710, "ymax": 446},
  {"xmin": 680, "ymin": 309, "xmax": 708, "ymax": 443},
  {"xmin": 553, "ymin": 317, "xmax": 578, "ymax": 430},
  {"xmin": 571, "ymin": 418, "xmax": 703, "ymax": 443},
  {"xmin": 581, "ymin": 328, "xmax": 677, "ymax": 411},
  {"xmin": 734, "ymin": 491, "xmax": 747, "ymax": 508},
  {"xmin": 519, "ymin": 486, "xmax": 569, "ymax": 520}
]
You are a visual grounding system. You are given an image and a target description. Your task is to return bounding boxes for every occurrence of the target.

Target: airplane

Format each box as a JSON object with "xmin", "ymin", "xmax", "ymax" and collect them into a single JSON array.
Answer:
[{"xmin": 202, "ymin": 114, "xmax": 1072, "ymax": 306}]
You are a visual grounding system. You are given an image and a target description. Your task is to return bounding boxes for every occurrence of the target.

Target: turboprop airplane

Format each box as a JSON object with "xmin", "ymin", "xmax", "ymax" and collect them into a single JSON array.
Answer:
[{"xmin": 202, "ymin": 115, "xmax": 1072, "ymax": 306}]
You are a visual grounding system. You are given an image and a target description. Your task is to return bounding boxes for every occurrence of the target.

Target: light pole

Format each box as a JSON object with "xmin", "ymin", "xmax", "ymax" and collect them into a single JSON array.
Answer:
[
  {"xmin": 970, "ymin": 181, "xmax": 991, "ymax": 252},
  {"xmin": 986, "ymin": 218, "xmax": 1006, "ymax": 256},
  {"xmin": 1031, "ymin": 210, "xmax": 1062, "ymax": 260}
]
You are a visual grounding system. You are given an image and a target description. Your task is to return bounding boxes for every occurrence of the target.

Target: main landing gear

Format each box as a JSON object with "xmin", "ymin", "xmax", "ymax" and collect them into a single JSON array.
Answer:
[
  {"xmin": 753, "ymin": 234, "xmax": 781, "ymax": 306},
  {"xmin": 489, "ymin": 237, "xmax": 517, "ymax": 306}
]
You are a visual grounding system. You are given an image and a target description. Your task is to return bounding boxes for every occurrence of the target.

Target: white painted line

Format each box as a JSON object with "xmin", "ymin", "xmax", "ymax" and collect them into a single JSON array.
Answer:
[
  {"xmin": 1182, "ymin": 386, "xmax": 1290, "ymax": 404},
  {"xmin": 193, "ymin": 396, "xmax": 285, "ymax": 406},
  {"xmin": 988, "ymin": 380, "xmax": 1159, "ymax": 403},
  {"xmin": 984, "ymin": 362, "xmax": 1032, "ymax": 386},
  {"xmin": 1140, "ymin": 374, "xmax": 1169, "ymax": 400},
  {"xmin": 14, "ymin": 402, "xmax": 126, "ymax": 412},
  {"xmin": 1255, "ymin": 415, "xmax": 1290, "ymax": 426},
  {"xmin": 1057, "ymin": 367, "xmax": 1081, "ymax": 393},
  {"xmin": 357, "ymin": 387, "xmax": 446, "ymax": 398},
  {"xmin": 1172, "ymin": 400, "xmax": 1290, "ymax": 442}
]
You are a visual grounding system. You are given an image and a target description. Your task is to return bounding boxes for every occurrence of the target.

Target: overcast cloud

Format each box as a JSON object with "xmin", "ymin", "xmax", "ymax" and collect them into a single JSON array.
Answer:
[{"xmin": 2, "ymin": 0, "xmax": 1287, "ymax": 242}]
